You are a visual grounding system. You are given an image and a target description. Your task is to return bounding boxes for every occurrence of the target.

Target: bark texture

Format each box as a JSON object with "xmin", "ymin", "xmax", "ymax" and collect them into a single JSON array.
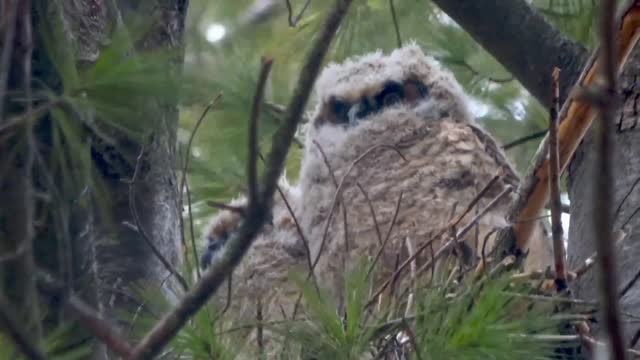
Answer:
[
  {"xmin": 1, "ymin": 0, "xmax": 187, "ymax": 356},
  {"xmin": 432, "ymin": 0, "xmax": 588, "ymax": 107},
  {"xmin": 568, "ymin": 45, "xmax": 640, "ymax": 348}
]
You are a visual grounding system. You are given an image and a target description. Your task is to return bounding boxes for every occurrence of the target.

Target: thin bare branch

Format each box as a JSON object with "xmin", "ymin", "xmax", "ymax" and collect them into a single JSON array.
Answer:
[
  {"xmin": 502, "ymin": 130, "xmax": 548, "ymax": 150},
  {"xmin": 129, "ymin": 2, "xmax": 354, "ymax": 357},
  {"xmin": 549, "ymin": 67, "xmax": 568, "ymax": 292},
  {"xmin": 367, "ymin": 192, "xmax": 404, "ymax": 279},
  {"xmin": 248, "ymin": 58, "xmax": 274, "ymax": 205},
  {"xmin": 275, "ymin": 184, "xmax": 313, "ymax": 277},
  {"xmin": 184, "ymin": 181, "xmax": 200, "ymax": 279},
  {"xmin": 311, "ymin": 139, "xmax": 350, "ymax": 286},
  {"xmin": 285, "ymin": 0, "xmax": 313, "ymax": 27},
  {"xmin": 179, "ymin": 93, "xmax": 222, "ymax": 277},
  {"xmin": 368, "ymin": 185, "xmax": 513, "ymax": 308},
  {"xmin": 313, "ymin": 144, "xmax": 407, "ymax": 273},
  {"xmin": 389, "ymin": 0, "xmax": 402, "ymax": 48},
  {"xmin": 356, "ymin": 182, "xmax": 383, "ymax": 245},
  {"xmin": 179, "ymin": 94, "xmax": 223, "ymax": 209}
]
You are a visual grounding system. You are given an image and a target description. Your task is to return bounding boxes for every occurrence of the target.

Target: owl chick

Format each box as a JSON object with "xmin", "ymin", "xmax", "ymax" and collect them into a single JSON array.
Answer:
[
  {"xmin": 201, "ymin": 179, "xmax": 307, "ymax": 358},
  {"xmin": 297, "ymin": 43, "xmax": 552, "ymax": 303},
  {"xmin": 202, "ymin": 43, "xmax": 553, "ymax": 357}
]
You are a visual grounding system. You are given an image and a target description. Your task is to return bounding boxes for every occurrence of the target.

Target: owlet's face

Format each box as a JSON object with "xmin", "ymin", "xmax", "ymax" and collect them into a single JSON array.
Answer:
[
  {"xmin": 315, "ymin": 77, "xmax": 431, "ymax": 129},
  {"xmin": 307, "ymin": 44, "xmax": 472, "ymax": 153}
]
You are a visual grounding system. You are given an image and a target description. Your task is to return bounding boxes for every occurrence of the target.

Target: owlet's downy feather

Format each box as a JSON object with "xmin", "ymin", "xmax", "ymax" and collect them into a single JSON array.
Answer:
[{"xmin": 201, "ymin": 43, "xmax": 553, "ymax": 358}]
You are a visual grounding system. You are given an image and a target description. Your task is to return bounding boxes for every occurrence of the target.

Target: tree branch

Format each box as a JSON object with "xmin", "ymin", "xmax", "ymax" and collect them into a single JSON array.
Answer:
[
  {"xmin": 248, "ymin": 58, "xmax": 273, "ymax": 205},
  {"xmin": 495, "ymin": 1, "xmax": 640, "ymax": 258},
  {"xmin": 431, "ymin": 0, "xmax": 588, "ymax": 107},
  {"xmin": 128, "ymin": 1, "xmax": 354, "ymax": 358},
  {"xmin": 549, "ymin": 67, "xmax": 568, "ymax": 292},
  {"xmin": 594, "ymin": 0, "xmax": 627, "ymax": 358}
]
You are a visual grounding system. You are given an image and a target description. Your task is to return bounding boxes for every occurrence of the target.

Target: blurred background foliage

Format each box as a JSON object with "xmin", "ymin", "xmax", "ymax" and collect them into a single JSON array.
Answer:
[{"xmin": 179, "ymin": 0, "xmax": 597, "ymax": 247}]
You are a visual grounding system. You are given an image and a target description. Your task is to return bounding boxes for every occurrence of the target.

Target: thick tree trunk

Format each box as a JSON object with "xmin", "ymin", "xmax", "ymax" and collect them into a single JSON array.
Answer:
[
  {"xmin": 568, "ymin": 46, "xmax": 640, "ymax": 348},
  {"xmin": 67, "ymin": 0, "xmax": 188, "ymax": 328},
  {"xmin": 56, "ymin": 0, "xmax": 188, "ymax": 333},
  {"xmin": 1, "ymin": 0, "xmax": 187, "ymax": 357}
]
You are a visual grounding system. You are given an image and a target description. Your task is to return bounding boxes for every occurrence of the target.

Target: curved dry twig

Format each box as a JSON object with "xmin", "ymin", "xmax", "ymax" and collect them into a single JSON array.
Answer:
[
  {"xmin": 312, "ymin": 143, "xmax": 408, "ymax": 273},
  {"xmin": 366, "ymin": 192, "xmax": 404, "ymax": 279},
  {"xmin": 356, "ymin": 182, "xmax": 384, "ymax": 245}
]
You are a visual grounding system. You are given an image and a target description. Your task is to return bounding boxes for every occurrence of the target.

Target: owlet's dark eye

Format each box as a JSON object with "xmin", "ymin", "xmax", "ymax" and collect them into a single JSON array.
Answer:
[
  {"xmin": 330, "ymin": 97, "xmax": 351, "ymax": 124},
  {"xmin": 404, "ymin": 79, "xmax": 430, "ymax": 102},
  {"xmin": 376, "ymin": 81, "xmax": 405, "ymax": 108}
]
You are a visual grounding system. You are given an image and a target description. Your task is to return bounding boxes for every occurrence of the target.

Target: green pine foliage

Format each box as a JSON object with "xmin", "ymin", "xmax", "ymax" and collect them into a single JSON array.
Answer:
[{"xmin": 122, "ymin": 257, "xmax": 579, "ymax": 359}]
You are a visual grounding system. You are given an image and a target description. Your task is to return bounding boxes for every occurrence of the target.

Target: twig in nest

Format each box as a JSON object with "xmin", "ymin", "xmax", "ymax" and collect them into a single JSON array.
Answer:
[
  {"xmin": 290, "ymin": 144, "xmax": 407, "ymax": 321},
  {"xmin": 367, "ymin": 184, "xmax": 512, "ymax": 308},
  {"xmin": 366, "ymin": 192, "xmax": 404, "ymax": 279},
  {"xmin": 313, "ymin": 144, "xmax": 407, "ymax": 273},
  {"xmin": 549, "ymin": 67, "xmax": 568, "ymax": 292},
  {"xmin": 312, "ymin": 139, "xmax": 350, "ymax": 270},
  {"xmin": 129, "ymin": 1, "xmax": 354, "ymax": 357},
  {"xmin": 126, "ymin": 146, "xmax": 189, "ymax": 292},
  {"xmin": 479, "ymin": 227, "xmax": 500, "ymax": 276},
  {"xmin": 356, "ymin": 182, "xmax": 383, "ymax": 245},
  {"xmin": 275, "ymin": 185, "xmax": 315, "ymax": 284}
]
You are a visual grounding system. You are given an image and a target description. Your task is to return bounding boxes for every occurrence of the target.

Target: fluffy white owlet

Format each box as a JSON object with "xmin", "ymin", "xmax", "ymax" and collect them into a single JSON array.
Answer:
[{"xmin": 201, "ymin": 44, "xmax": 552, "ymax": 357}]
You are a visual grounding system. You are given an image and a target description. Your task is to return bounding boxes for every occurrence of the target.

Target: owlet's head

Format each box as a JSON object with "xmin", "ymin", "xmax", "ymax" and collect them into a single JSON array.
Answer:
[{"xmin": 306, "ymin": 43, "xmax": 473, "ymax": 152}]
